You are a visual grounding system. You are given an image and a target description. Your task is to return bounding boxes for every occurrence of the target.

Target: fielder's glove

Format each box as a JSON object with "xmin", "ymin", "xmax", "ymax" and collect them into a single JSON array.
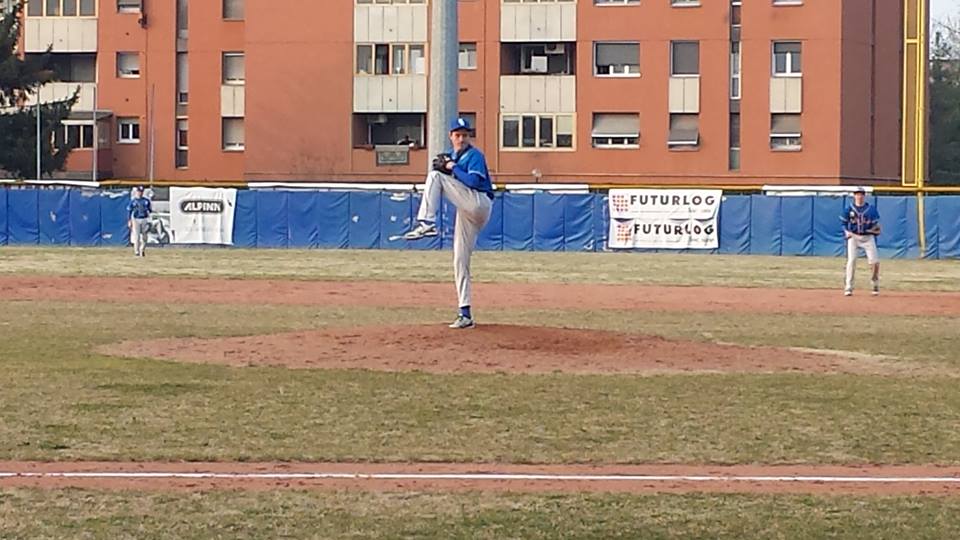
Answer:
[{"xmin": 432, "ymin": 153, "xmax": 452, "ymax": 173}]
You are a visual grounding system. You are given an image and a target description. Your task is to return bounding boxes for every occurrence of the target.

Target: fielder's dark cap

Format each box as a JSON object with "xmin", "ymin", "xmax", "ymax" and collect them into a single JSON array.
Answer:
[{"xmin": 449, "ymin": 117, "xmax": 471, "ymax": 132}]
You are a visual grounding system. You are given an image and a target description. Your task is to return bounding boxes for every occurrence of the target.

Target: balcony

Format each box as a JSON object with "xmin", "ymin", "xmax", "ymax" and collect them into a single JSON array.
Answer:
[
  {"xmin": 501, "ymin": 1, "xmax": 576, "ymax": 42},
  {"xmin": 25, "ymin": 82, "xmax": 96, "ymax": 110},
  {"xmin": 354, "ymin": 75, "xmax": 427, "ymax": 113},
  {"xmin": 500, "ymin": 75, "xmax": 575, "ymax": 114},
  {"xmin": 354, "ymin": 3, "xmax": 427, "ymax": 43},
  {"xmin": 25, "ymin": 18, "xmax": 97, "ymax": 53}
]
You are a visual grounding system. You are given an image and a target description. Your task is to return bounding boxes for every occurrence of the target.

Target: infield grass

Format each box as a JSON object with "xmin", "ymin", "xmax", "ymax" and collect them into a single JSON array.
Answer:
[
  {"xmin": 3, "ymin": 490, "xmax": 960, "ymax": 540},
  {"xmin": 2, "ymin": 300, "xmax": 960, "ymax": 464}
]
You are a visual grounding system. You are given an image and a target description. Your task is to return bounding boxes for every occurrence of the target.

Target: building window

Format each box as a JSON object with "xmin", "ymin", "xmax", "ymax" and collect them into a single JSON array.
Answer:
[
  {"xmin": 770, "ymin": 113, "xmax": 802, "ymax": 150},
  {"xmin": 223, "ymin": 118, "xmax": 245, "ymax": 151},
  {"xmin": 773, "ymin": 41, "xmax": 802, "ymax": 76},
  {"xmin": 352, "ymin": 113, "xmax": 425, "ymax": 147},
  {"xmin": 30, "ymin": 53, "xmax": 96, "ymax": 82},
  {"xmin": 501, "ymin": 114, "xmax": 573, "ymax": 150},
  {"xmin": 176, "ymin": 119, "xmax": 188, "ymax": 168},
  {"xmin": 594, "ymin": 0, "xmax": 639, "ymax": 4},
  {"xmin": 117, "ymin": 0, "xmax": 140, "ymax": 13},
  {"xmin": 30, "ymin": 0, "xmax": 95, "ymax": 16},
  {"xmin": 459, "ymin": 43, "xmax": 477, "ymax": 70},
  {"xmin": 176, "ymin": 53, "xmax": 189, "ymax": 105},
  {"xmin": 730, "ymin": 42, "xmax": 741, "ymax": 99},
  {"xmin": 61, "ymin": 123, "xmax": 94, "ymax": 149},
  {"xmin": 116, "ymin": 52, "xmax": 140, "ymax": 78},
  {"xmin": 668, "ymin": 113, "xmax": 700, "ymax": 148},
  {"xmin": 729, "ymin": 113, "xmax": 741, "ymax": 170},
  {"xmin": 591, "ymin": 113, "xmax": 639, "ymax": 148},
  {"xmin": 176, "ymin": 0, "xmax": 188, "ymax": 38},
  {"xmin": 356, "ymin": 0, "xmax": 426, "ymax": 3},
  {"xmin": 594, "ymin": 42, "xmax": 639, "ymax": 77},
  {"xmin": 670, "ymin": 41, "xmax": 699, "ymax": 76},
  {"xmin": 460, "ymin": 112, "xmax": 477, "ymax": 136},
  {"xmin": 118, "ymin": 118, "xmax": 140, "ymax": 143},
  {"xmin": 223, "ymin": 0, "xmax": 243, "ymax": 20},
  {"xmin": 671, "ymin": 0, "xmax": 700, "ymax": 6},
  {"xmin": 222, "ymin": 52, "xmax": 245, "ymax": 85},
  {"xmin": 500, "ymin": 43, "xmax": 574, "ymax": 76},
  {"xmin": 356, "ymin": 43, "xmax": 426, "ymax": 75}
]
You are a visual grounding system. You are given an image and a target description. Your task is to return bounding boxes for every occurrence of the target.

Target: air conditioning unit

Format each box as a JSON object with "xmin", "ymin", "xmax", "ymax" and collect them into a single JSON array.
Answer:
[
  {"xmin": 523, "ymin": 56, "xmax": 548, "ymax": 74},
  {"xmin": 368, "ymin": 114, "xmax": 389, "ymax": 124},
  {"xmin": 544, "ymin": 44, "xmax": 566, "ymax": 55}
]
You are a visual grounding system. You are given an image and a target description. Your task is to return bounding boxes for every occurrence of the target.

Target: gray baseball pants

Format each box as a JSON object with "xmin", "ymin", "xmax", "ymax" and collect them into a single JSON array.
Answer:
[
  {"xmin": 131, "ymin": 218, "xmax": 149, "ymax": 255},
  {"xmin": 417, "ymin": 170, "xmax": 492, "ymax": 308}
]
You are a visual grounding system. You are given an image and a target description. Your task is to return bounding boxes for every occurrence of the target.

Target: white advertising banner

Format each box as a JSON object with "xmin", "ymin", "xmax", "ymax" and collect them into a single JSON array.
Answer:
[
  {"xmin": 608, "ymin": 189, "xmax": 722, "ymax": 249},
  {"xmin": 169, "ymin": 187, "xmax": 237, "ymax": 245}
]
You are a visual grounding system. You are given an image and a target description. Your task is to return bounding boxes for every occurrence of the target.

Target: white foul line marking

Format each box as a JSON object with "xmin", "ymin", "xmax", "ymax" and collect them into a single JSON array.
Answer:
[{"xmin": 2, "ymin": 472, "xmax": 960, "ymax": 484}]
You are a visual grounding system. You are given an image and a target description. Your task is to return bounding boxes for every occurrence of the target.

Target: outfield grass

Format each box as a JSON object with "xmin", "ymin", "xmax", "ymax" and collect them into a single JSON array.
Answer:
[
  {"xmin": 2, "ymin": 247, "xmax": 959, "ymax": 538},
  {"xmin": 2, "ymin": 300, "xmax": 959, "ymax": 464},
  {"xmin": 3, "ymin": 490, "xmax": 960, "ymax": 540},
  {"xmin": 1, "ymin": 246, "xmax": 959, "ymax": 290}
]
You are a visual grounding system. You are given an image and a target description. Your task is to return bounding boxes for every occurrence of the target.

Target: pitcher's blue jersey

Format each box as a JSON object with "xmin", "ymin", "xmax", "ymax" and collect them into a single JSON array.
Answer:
[
  {"xmin": 446, "ymin": 144, "xmax": 494, "ymax": 197},
  {"xmin": 128, "ymin": 197, "xmax": 152, "ymax": 219},
  {"xmin": 842, "ymin": 202, "xmax": 879, "ymax": 235}
]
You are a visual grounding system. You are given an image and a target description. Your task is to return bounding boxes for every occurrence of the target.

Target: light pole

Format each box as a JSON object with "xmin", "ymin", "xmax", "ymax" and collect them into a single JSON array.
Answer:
[{"xmin": 427, "ymin": 0, "xmax": 458, "ymax": 165}]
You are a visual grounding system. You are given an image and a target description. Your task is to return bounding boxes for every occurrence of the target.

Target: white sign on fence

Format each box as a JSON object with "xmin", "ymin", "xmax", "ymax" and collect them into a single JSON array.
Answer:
[
  {"xmin": 169, "ymin": 187, "xmax": 237, "ymax": 245},
  {"xmin": 608, "ymin": 189, "xmax": 723, "ymax": 249}
]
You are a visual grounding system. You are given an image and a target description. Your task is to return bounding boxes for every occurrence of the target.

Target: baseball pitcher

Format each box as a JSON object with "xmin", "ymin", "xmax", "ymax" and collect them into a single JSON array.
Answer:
[
  {"xmin": 404, "ymin": 117, "xmax": 494, "ymax": 329},
  {"xmin": 127, "ymin": 186, "xmax": 152, "ymax": 257},
  {"xmin": 841, "ymin": 188, "xmax": 881, "ymax": 296}
]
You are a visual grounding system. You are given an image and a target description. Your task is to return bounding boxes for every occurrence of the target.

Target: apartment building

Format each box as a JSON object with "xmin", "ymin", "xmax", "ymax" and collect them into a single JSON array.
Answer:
[{"xmin": 19, "ymin": 0, "xmax": 902, "ymax": 186}]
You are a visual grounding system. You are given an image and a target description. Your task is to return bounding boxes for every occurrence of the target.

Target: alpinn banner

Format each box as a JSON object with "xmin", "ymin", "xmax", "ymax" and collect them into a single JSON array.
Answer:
[
  {"xmin": 170, "ymin": 187, "xmax": 238, "ymax": 245},
  {"xmin": 608, "ymin": 189, "xmax": 723, "ymax": 249}
]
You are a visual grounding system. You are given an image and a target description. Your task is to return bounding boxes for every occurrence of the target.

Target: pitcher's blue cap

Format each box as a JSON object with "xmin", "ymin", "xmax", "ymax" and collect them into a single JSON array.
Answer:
[{"xmin": 449, "ymin": 118, "xmax": 471, "ymax": 132}]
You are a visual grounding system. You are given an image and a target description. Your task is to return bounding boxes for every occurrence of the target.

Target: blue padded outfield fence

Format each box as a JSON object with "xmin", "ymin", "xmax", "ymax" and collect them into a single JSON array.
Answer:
[{"xmin": 0, "ymin": 186, "xmax": 958, "ymax": 259}]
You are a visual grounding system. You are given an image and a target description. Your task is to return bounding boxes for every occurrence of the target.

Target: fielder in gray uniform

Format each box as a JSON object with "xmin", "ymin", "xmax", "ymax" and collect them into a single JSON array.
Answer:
[
  {"xmin": 404, "ymin": 118, "xmax": 494, "ymax": 329},
  {"xmin": 127, "ymin": 186, "xmax": 152, "ymax": 257}
]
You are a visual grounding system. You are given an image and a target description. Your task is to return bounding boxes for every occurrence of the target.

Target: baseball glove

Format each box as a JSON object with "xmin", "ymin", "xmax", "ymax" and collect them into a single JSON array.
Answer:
[{"xmin": 432, "ymin": 153, "xmax": 452, "ymax": 173}]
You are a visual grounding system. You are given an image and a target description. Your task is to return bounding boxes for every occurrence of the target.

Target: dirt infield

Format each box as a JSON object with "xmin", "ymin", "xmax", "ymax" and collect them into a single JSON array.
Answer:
[
  {"xmin": 99, "ymin": 324, "xmax": 911, "ymax": 375},
  {"xmin": 3, "ymin": 462, "xmax": 960, "ymax": 495},
  {"xmin": 4, "ymin": 275, "xmax": 960, "ymax": 316}
]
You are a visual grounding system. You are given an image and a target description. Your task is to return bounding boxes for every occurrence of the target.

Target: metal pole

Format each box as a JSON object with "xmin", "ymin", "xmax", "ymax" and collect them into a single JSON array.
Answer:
[
  {"xmin": 92, "ymin": 84, "xmax": 98, "ymax": 183},
  {"xmin": 427, "ymin": 0, "xmax": 459, "ymax": 166},
  {"xmin": 148, "ymin": 84, "xmax": 156, "ymax": 184},
  {"xmin": 36, "ymin": 103, "xmax": 41, "ymax": 180}
]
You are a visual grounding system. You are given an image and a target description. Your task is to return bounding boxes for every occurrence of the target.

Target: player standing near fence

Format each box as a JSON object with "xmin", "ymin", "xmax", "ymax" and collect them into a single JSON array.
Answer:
[
  {"xmin": 127, "ymin": 186, "xmax": 152, "ymax": 258},
  {"xmin": 842, "ymin": 187, "xmax": 881, "ymax": 296},
  {"xmin": 403, "ymin": 117, "xmax": 494, "ymax": 329}
]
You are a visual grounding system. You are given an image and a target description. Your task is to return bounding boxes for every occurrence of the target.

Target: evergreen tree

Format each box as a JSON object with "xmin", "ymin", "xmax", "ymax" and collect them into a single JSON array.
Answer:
[
  {"xmin": 0, "ymin": 0, "xmax": 77, "ymax": 179},
  {"xmin": 929, "ymin": 18, "xmax": 960, "ymax": 185}
]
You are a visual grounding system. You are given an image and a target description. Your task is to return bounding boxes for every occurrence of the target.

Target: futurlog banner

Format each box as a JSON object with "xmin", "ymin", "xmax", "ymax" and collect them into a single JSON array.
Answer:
[
  {"xmin": 169, "ymin": 187, "xmax": 237, "ymax": 245},
  {"xmin": 608, "ymin": 189, "xmax": 723, "ymax": 249}
]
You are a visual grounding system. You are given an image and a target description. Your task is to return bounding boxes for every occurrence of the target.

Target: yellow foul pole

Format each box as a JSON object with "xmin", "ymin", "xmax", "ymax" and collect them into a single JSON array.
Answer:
[{"xmin": 902, "ymin": 0, "xmax": 928, "ymax": 254}]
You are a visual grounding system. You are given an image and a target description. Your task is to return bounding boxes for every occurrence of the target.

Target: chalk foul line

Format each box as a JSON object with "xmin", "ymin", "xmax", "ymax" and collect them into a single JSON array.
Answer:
[{"xmin": 3, "ymin": 471, "xmax": 960, "ymax": 484}]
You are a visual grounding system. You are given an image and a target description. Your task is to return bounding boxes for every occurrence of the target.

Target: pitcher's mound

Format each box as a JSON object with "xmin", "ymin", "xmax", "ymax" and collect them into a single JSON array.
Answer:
[{"xmin": 100, "ymin": 324, "xmax": 888, "ymax": 375}]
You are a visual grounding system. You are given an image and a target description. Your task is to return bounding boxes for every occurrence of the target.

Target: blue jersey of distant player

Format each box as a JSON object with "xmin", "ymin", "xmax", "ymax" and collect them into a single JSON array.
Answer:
[
  {"xmin": 444, "ymin": 144, "xmax": 494, "ymax": 198},
  {"xmin": 841, "ymin": 202, "xmax": 880, "ymax": 235},
  {"xmin": 128, "ymin": 196, "xmax": 152, "ymax": 219}
]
